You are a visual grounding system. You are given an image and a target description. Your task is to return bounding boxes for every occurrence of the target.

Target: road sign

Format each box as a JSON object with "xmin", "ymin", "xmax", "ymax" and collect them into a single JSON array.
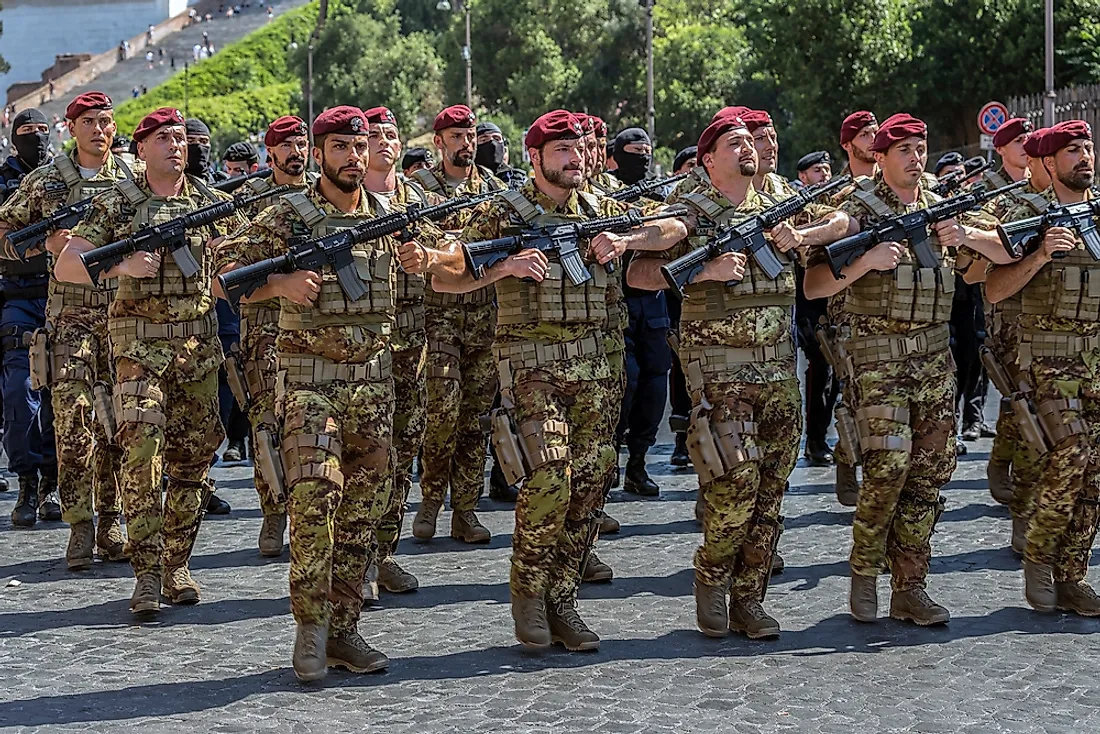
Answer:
[
  {"xmin": 980, "ymin": 134, "xmax": 995, "ymax": 150},
  {"xmin": 978, "ymin": 101, "xmax": 1009, "ymax": 135}
]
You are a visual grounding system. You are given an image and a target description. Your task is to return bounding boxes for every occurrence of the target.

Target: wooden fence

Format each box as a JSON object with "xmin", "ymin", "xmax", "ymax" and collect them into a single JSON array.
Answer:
[{"xmin": 1007, "ymin": 84, "xmax": 1100, "ymax": 131}]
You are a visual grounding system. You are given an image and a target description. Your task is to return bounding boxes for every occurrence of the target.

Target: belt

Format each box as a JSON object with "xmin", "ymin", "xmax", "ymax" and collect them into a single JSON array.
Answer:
[
  {"xmin": 1018, "ymin": 329, "xmax": 1100, "ymax": 367},
  {"xmin": 2, "ymin": 285, "xmax": 49, "ymax": 300},
  {"xmin": 278, "ymin": 350, "xmax": 392, "ymax": 385},
  {"xmin": 842, "ymin": 324, "xmax": 950, "ymax": 365},
  {"xmin": 109, "ymin": 311, "xmax": 217, "ymax": 342},
  {"xmin": 682, "ymin": 340, "xmax": 794, "ymax": 369},
  {"xmin": 494, "ymin": 334, "xmax": 604, "ymax": 370}
]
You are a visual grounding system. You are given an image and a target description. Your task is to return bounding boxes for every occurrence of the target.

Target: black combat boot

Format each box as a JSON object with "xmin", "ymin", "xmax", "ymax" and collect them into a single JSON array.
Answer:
[
  {"xmin": 670, "ymin": 432, "xmax": 691, "ymax": 467},
  {"xmin": 488, "ymin": 462, "xmax": 519, "ymax": 502},
  {"xmin": 37, "ymin": 469, "xmax": 61, "ymax": 522},
  {"xmin": 623, "ymin": 454, "xmax": 659, "ymax": 497},
  {"xmin": 11, "ymin": 474, "xmax": 39, "ymax": 527}
]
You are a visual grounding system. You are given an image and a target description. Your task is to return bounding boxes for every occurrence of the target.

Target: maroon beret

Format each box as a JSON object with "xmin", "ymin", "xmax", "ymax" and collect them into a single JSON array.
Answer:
[
  {"xmin": 363, "ymin": 106, "xmax": 398, "ymax": 127},
  {"xmin": 710, "ymin": 106, "xmax": 750, "ymax": 125},
  {"xmin": 433, "ymin": 104, "xmax": 476, "ymax": 131},
  {"xmin": 133, "ymin": 107, "xmax": 185, "ymax": 143},
  {"xmin": 1023, "ymin": 127, "xmax": 1048, "ymax": 158},
  {"xmin": 1036, "ymin": 120, "xmax": 1093, "ymax": 157},
  {"xmin": 839, "ymin": 110, "xmax": 877, "ymax": 145},
  {"xmin": 65, "ymin": 92, "xmax": 113, "ymax": 121},
  {"xmin": 739, "ymin": 109, "xmax": 773, "ymax": 132},
  {"xmin": 264, "ymin": 115, "xmax": 307, "ymax": 147},
  {"xmin": 575, "ymin": 113, "xmax": 595, "ymax": 135},
  {"xmin": 524, "ymin": 110, "xmax": 585, "ymax": 149},
  {"xmin": 697, "ymin": 112, "xmax": 749, "ymax": 157},
  {"xmin": 992, "ymin": 117, "xmax": 1033, "ymax": 149},
  {"xmin": 870, "ymin": 113, "xmax": 927, "ymax": 152},
  {"xmin": 312, "ymin": 105, "xmax": 368, "ymax": 137},
  {"xmin": 592, "ymin": 116, "xmax": 607, "ymax": 138}
]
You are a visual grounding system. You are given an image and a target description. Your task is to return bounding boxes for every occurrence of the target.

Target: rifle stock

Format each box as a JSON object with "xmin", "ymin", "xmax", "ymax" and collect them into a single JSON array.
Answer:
[{"xmin": 7, "ymin": 197, "xmax": 94, "ymax": 260}]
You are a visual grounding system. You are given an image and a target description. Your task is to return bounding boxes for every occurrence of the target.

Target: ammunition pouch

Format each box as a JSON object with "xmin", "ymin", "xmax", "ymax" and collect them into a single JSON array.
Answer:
[
  {"xmin": 92, "ymin": 381, "xmax": 117, "ymax": 442},
  {"xmin": 517, "ymin": 417, "xmax": 570, "ymax": 470},
  {"xmin": 281, "ymin": 433, "xmax": 344, "ymax": 489},
  {"xmin": 254, "ymin": 426, "xmax": 287, "ymax": 504},
  {"xmin": 24, "ymin": 329, "xmax": 51, "ymax": 391},
  {"xmin": 855, "ymin": 405, "xmax": 912, "ymax": 453},
  {"xmin": 244, "ymin": 356, "xmax": 276, "ymax": 399},
  {"xmin": 224, "ymin": 343, "xmax": 250, "ymax": 412},
  {"xmin": 1035, "ymin": 398, "xmax": 1087, "ymax": 450},
  {"xmin": 686, "ymin": 399, "xmax": 760, "ymax": 484}
]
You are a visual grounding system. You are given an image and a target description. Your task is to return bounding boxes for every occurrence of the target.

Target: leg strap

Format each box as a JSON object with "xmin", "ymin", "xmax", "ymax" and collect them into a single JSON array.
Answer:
[{"xmin": 856, "ymin": 405, "xmax": 912, "ymax": 452}]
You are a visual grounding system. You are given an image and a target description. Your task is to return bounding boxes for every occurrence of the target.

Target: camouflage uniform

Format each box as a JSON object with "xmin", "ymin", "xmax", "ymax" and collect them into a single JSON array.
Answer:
[
  {"xmin": 216, "ymin": 182, "xmax": 403, "ymax": 635},
  {"xmin": 71, "ymin": 170, "xmax": 234, "ymax": 586},
  {"xmin": 412, "ymin": 163, "xmax": 504, "ymax": 522}
]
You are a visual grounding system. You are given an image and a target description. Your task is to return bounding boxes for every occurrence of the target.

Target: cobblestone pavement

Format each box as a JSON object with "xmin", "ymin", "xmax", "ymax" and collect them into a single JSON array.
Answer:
[{"xmin": 1, "ymin": 417, "xmax": 1099, "ymax": 732}]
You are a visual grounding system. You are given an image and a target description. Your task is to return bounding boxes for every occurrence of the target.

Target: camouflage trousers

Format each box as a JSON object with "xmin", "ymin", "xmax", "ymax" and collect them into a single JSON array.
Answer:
[
  {"xmin": 510, "ymin": 362, "xmax": 617, "ymax": 605},
  {"xmin": 376, "ymin": 325, "xmax": 427, "ymax": 560},
  {"xmin": 114, "ymin": 352, "xmax": 223, "ymax": 577},
  {"xmin": 242, "ymin": 321, "xmax": 280, "ymax": 517},
  {"xmin": 421, "ymin": 303, "xmax": 496, "ymax": 511},
  {"xmin": 693, "ymin": 378, "xmax": 801, "ymax": 598},
  {"xmin": 281, "ymin": 376, "xmax": 394, "ymax": 633},
  {"xmin": 601, "ymin": 343, "xmax": 626, "ymax": 483},
  {"xmin": 849, "ymin": 348, "xmax": 956, "ymax": 590},
  {"xmin": 1025, "ymin": 355, "xmax": 1100, "ymax": 583},
  {"xmin": 50, "ymin": 319, "xmax": 122, "ymax": 525},
  {"xmin": 991, "ymin": 398, "xmax": 1045, "ymax": 523}
]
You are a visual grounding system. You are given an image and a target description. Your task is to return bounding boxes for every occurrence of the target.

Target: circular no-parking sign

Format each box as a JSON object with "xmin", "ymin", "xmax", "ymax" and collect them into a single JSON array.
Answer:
[{"xmin": 978, "ymin": 101, "xmax": 1009, "ymax": 135}]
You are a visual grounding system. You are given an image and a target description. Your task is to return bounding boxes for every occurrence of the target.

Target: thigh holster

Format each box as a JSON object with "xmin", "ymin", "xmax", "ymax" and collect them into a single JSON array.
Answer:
[
  {"xmin": 1036, "ymin": 398, "xmax": 1087, "ymax": 450},
  {"xmin": 113, "ymin": 381, "xmax": 166, "ymax": 429},
  {"xmin": 255, "ymin": 424, "xmax": 287, "ymax": 503},
  {"xmin": 687, "ymin": 400, "xmax": 760, "ymax": 485},
  {"xmin": 855, "ymin": 405, "xmax": 912, "ymax": 453},
  {"xmin": 25, "ymin": 329, "xmax": 51, "ymax": 391},
  {"xmin": 92, "ymin": 382, "xmax": 118, "ymax": 441},
  {"xmin": 281, "ymin": 433, "xmax": 344, "ymax": 489}
]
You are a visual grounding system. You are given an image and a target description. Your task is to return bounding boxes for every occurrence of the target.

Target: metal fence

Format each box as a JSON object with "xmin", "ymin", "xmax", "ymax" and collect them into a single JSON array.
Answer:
[{"xmin": 1007, "ymin": 83, "xmax": 1100, "ymax": 131}]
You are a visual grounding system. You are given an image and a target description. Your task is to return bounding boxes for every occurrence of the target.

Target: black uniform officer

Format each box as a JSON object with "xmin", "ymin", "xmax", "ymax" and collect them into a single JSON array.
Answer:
[{"xmin": 667, "ymin": 146, "xmax": 697, "ymax": 468}]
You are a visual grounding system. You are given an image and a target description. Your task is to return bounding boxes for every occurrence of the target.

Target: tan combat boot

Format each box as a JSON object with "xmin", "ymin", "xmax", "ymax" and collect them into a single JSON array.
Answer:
[
  {"xmin": 1024, "ymin": 559, "xmax": 1056, "ymax": 612},
  {"xmin": 599, "ymin": 511, "xmax": 620, "ymax": 535},
  {"xmin": 451, "ymin": 509, "xmax": 491, "ymax": 543},
  {"xmin": 1010, "ymin": 514, "xmax": 1028, "ymax": 556},
  {"xmin": 66, "ymin": 520, "xmax": 95, "ymax": 570},
  {"xmin": 363, "ymin": 562, "xmax": 379, "ymax": 606},
  {"xmin": 258, "ymin": 513, "xmax": 287, "ymax": 557},
  {"xmin": 327, "ymin": 629, "xmax": 390, "ymax": 673},
  {"xmin": 694, "ymin": 575, "xmax": 730, "ymax": 637},
  {"xmin": 412, "ymin": 497, "xmax": 441, "ymax": 540},
  {"xmin": 162, "ymin": 565, "xmax": 201, "ymax": 605},
  {"xmin": 889, "ymin": 588, "xmax": 951, "ymax": 625},
  {"xmin": 987, "ymin": 458, "xmax": 1013, "ymax": 505},
  {"xmin": 95, "ymin": 513, "xmax": 127, "ymax": 561},
  {"xmin": 547, "ymin": 601, "xmax": 601, "ymax": 651},
  {"xmin": 835, "ymin": 462, "xmax": 859, "ymax": 507},
  {"xmin": 292, "ymin": 622, "xmax": 328, "ymax": 682},
  {"xmin": 378, "ymin": 556, "xmax": 419, "ymax": 593},
  {"xmin": 729, "ymin": 597, "xmax": 781, "ymax": 639},
  {"xmin": 130, "ymin": 573, "xmax": 161, "ymax": 617},
  {"xmin": 582, "ymin": 551, "xmax": 613, "ymax": 583},
  {"xmin": 511, "ymin": 593, "xmax": 551, "ymax": 648},
  {"xmin": 1055, "ymin": 581, "xmax": 1100, "ymax": 617},
  {"xmin": 849, "ymin": 573, "xmax": 878, "ymax": 622}
]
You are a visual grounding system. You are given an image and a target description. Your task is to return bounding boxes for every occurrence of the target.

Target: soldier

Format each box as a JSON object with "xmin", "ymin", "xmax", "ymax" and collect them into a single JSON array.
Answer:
[
  {"xmin": 673, "ymin": 146, "xmax": 697, "ymax": 176},
  {"xmin": 0, "ymin": 107, "xmax": 57, "ymax": 522},
  {"xmin": 797, "ymin": 151, "xmax": 832, "ymax": 188},
  {"xmin": 402, "ymin": 147, "xmax": 434, "ymax": 178},
  {"xmin": 629, "ymin": 111, "xmax": 853, "ymax": 638},
  {"xmin": 985, "ymin": 120, "xmax": 1100, "ymax": 616},
  {"xmin": 222, "ymin": 141, "xmax": 260, "ymax": 178},
  {"xmin": 720, "ymin": 108, "xmax": 798, "ymax": 200},
  {"xmin": 214, "ymin": 105, "xmax": 455, "ymax": 679},
  {"xmin": 0, "ymin": 92, "xmax": 131, "ymax": 565},
  {"xmin": 668, "ymin": 144, "xmax": 698, "ymax": 469},
  {"xmin": 55, "ymin": 107, "xmax": 237, "ymax": 617},
  {"xmin": 432, "ymin": 109, "xmax": 689, "ymax": 650},
  {"xmin": 839, "ymin": 111, "xmax": 879, "ymax": 180},
  {"xmin": 184, "ymin": 118, "xmax": 215, "ymax": 182},
  {"xmin": 411, "ymin": 105, "xmax": 505, "ymax": 544},
  {"xmin": 475, "ymin": 121, "xmax": 525, "ymax": 189},
  {"xmin": 934, "ymin": 152, "xmax": 965, "ymax": 180},
  {"xmin": 803, "ymin": 113, "xmax": 1015, "ymax": 625},
  {"xmin": 589, "ymin": 117, "xmax": 622, "ymax": 194}
]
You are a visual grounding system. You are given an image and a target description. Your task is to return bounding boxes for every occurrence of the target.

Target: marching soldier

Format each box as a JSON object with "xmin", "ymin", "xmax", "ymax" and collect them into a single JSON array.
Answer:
[
  {"xmin": 804, "ymin": 113, "xmax": 1015, "ymax": 626},
  {"xmin": 985, "ymin": 120, "xmax": 1100, "ymax": 616},
  {"xmin": 55, "ymin": 107, "xmax": 238, "ymax": 616},
  {"xmin": 839, "ymin": 111, "xmax": 879, "ymax": 180},
  {"xmin": 222, "ymin": 142, "xmax": 260, "ymax": 178},
  {"xmin": 0, "ymin": 92, "xmax": 131, "ymax": 566}
]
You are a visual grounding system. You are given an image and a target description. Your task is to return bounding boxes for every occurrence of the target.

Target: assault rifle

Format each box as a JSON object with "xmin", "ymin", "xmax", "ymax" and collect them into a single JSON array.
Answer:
[
  {"xmin": 213, "ymin": 167, "xmax": 273, "ymax": 194},
  {"xmin": 930, "ymin": 156, "xmax": 994, "ymax": 197},
  {"xmin": 7, "ymin": 197, "xmax": 96, "ymax": 261},
  {"xmin": 218, "ymin": 191, "xmax": 496, "ymax": 311},
  {"xmin": 824, "ymin": 179, "xmax": 1026, "ymax": 278},
  {"xmin": 80, "ymin": 186, "xmax": 290, "ymax": 286},
  {"xmin": 660, "ymin": 174, "xmax": 850, "ymax": 294},
  {"xmin": 608, "ymin": 172, "xmax": 690, "ymax": 203},
  {"xmin": 996, "ymin": 198, "xmax": 1100, "ymax": 260},
  {"xmin": 463, "ymin": 207, "xmax": 688, "ymax": 287}
]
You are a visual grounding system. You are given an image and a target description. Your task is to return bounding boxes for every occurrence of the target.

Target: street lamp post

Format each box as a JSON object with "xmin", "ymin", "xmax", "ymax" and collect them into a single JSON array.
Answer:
[
  {"xmin": 439, "ymin": 0, "xmax": 473, "ymax": 109},
  {"xmin": 1043, "ymin": 0, "xmax": 1055, "ymax": 126},
  {"xmin": 645, "ymin": 0, "xmax": 655, "ymax": 168}
]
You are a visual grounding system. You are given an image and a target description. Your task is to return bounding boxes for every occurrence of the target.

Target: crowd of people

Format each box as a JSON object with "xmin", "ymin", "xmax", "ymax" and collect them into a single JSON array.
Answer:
[{"xmin": 0, "ymin": 89, "xmax": 1097, "ymax": 683}]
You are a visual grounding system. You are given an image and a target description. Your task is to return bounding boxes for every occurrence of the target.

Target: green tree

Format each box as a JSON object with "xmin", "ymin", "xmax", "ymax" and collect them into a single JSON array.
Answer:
[{"xmin": 0, "ymin": 2, "xmax": 10, "ymax": 76}]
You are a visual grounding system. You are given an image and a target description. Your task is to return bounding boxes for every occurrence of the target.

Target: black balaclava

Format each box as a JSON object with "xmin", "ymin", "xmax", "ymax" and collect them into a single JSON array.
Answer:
[
  {"xmin": 184, "ymin": 118, "xmax": 212, "ymax": 176},
  {"xmin": 474, "ymin": 121, "xmax": 506, "ymax": 173},
  {"xmin": 11, "ymin": 108, "xmax": 51, "ymax": 169},
  {"xmin": 613, "ymin": 127, "xmax": 652, "ymax": 185}
]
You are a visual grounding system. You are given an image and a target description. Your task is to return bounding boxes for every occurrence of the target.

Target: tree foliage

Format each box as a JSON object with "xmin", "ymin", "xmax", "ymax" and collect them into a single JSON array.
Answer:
[{"xmin": 0, "ymin": 2, "xmax": 10, "ymax": 77}]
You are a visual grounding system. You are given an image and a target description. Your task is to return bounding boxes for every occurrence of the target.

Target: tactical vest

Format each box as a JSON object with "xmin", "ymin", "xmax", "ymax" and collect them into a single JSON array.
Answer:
[
  {"xmin": 393, "ymin": 178, "xmax": 427, "ymax": 303},
  {"xmin": 985, "ymin": 181, "xmax": 1048, "ymax": 335},
  {"xmin": 412, "ymin": 165, "xmax": 505, "ymax": 196},
  {"xmin": 843, "ymin": 182, "xmax": 955, "ymax": 324},
  {"xmin": 493, "ymin": 189, "xmax": 608, "ymax": 327},
  {"xmin": 1020, "ymin": 243, "xmax": 1100, "ymax": 322},
  {"xmin": 112, "ymin": 175, "xmax": 217, "ymax": 302},
  {"xmin": 277, "ymin": 190, "xmax": 394, "ymax": 332},
  {"xmin": 983, "ymin": 170, "xmax": 1051, "ymax": 213},
  {"xmin": 675, "ymin": 189, "xmax": 796, "ymax": 322},
  {"xmin": 47, "ymin": 154, "xmax": 133, "ymax": 316}
]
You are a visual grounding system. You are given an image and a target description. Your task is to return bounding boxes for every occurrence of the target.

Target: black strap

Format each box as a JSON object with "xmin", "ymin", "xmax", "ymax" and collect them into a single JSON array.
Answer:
[
  {"xmin": 0, "ymin": 255, "xmax": 49, "ymax": 277},
  {"xmin": 1, "ymin": 285, "xmax": 49, "ymax": 300}
]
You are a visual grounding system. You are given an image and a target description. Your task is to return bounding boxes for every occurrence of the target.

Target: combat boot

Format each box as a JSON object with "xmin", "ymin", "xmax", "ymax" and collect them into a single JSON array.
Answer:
[
  {"xmin": 670, "ymin": 432, "xmax": 690, "ymax": 467},
  {"xmin": 582, "ymin": 551, "xmax": 613, "ymax": 583},
  {"xmin": 694, "ymin": 575, "xmax": 730, "ymax": 637},
  {"xmin": 599, "ymin": 511, "xmax": 620, "ymax": 535},
  {"xmin": 623, "ymin": 455, "xmax": 659, "ymax": 497},
  {"xmin": 162, "ymin": 565, "xmax": 201, "ymax": 605},
  {"xmin": 1055, "ymin": 581, "xmax": 1100, "ymax": 617},
  {"xmin": 412, "ymin": 497, "xmax": 441, "ymax": 540},
  {"xmin": 451, "ymin": 509, "xmax": 491, "ymax": 543},
  {"xmin": 11, "ymin": 474, "xmax": 38, "ymax": 527},
  {"xmin": 363, "ymin": 561, "xmax": 379, "ymax": 606},
  {"xmin": 130, "ymin": 573, "xmax": 161, "ymax": 617},
  {"xmin": 292, "ymin": 622, "xmax": 328, "ymax": 682},
  {"xmin": 488, "ymin": 463, "xmax": 519, "ymax": 502},
  {"xmin": 258, "ymin": 513, "xmax": 287, "ymax": 557},
  {"xmin": 889, "ymin": 588, "xmax": 950, "ymax": 625},
  {"xmin": 987, "ymin": 457, "xmax": 1013, "ymax": 505},
  {"xmin": 835, "ymin": 462, "xmax": 859, "ymax": 507},
  {"xmin": 327, "ymin": 629, "xmax": 389, "ymax": 673},
  {"xmin": 222, "ymin": 439, "xmax": 245, "ymax": 463},
  {"xmin": 37, "ymin": 470, "xmax": 61, "ymax": 521},
  {"xmin": 96, "ymin": 513, "xmax": 127, "ymax": 561},
  {"xmin": 378, "ymin": 556, "xmax": 419, "ymax": 593},
  {"xmin": 66, "ymin": 520, "xmax": 95, "ymax": 570},
  {"xmin": 547, "ymin": 600, "xmax": 601, "ymax": 651},
  {"xmin": 771, "ymin": 553, "xmax": 785, "ymax": 575},
  {"xmin": 1010, "ymin": 514, "xmax": 1028, "ymax": 556},
  {"xmin": 511, "ymin": 593, "xmax": 551, "ymax": 648},
  {"xmin": 1023, "ymin": 559, "xmax": 1056, "ymax": 612},
  {"xmin": 805, "ymin": 439, "xmax": 834, "ymax": 467},
  {"xmin": 729, "ymin": 597, "xmax": 781, "ymax": 639},
  {"xmin": 849, "ymin": 573, "xmax": 878, "ymax": 622}
]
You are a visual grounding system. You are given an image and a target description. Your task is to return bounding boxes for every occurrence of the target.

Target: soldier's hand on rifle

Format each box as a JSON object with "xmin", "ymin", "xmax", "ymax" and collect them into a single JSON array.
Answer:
[
  {"xmin": 699, "ymin": 251, "xmax": 747, "ymax": 283},
  {"xmin": 768, "ymin": 221, "xmax": 804, "ymax": 252},
  {"xmin": 589, "ymin": 231, "xmax": 627, "ymax": 264},
  {"xmin": 1040, "ymin": 226, "xmax": 1077, "ymax": 262},
  {"xmin": 863, "ymin": 241, "xmax": 904, "ymax": 272},
  {"xmin": 933, "ymin": 218, "xmax": 965, "ymax": 248},
  {"xmin": 397, "ymin": 240, "xmax": 428, "ymax": 274},
  {"xmin": 273, "ymin": 270, "xmax": 321, "ymax": 306},
  {"xmin": 118, "ymin": 250, "xmax": 162, "ymax": 279},
  {"xmin": 45, "ymin": 228, "xmax": 72, "ymax": 257},
  {"xmin": 503, "ymin": 249, "xmax": 550, "ymax": 282}
]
